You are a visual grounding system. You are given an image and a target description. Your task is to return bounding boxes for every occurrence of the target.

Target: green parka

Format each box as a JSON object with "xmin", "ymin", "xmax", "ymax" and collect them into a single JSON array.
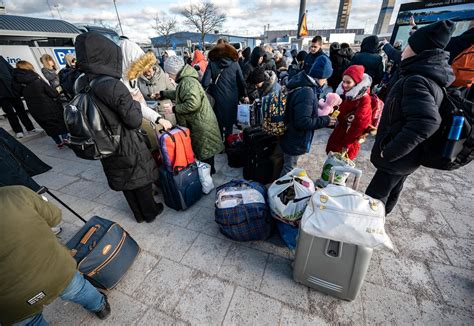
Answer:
[
  {"xmin": 0, "ymin": 186, "xmax": 76, "ymax": 325},
  {"xmin": 163, "ymin": 64, "xmax": 224, "ymax": 161}
]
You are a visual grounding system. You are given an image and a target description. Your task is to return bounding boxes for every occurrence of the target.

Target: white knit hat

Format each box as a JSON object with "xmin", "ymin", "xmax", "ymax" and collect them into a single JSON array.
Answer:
[{"xmin": 164, "ymin": 55, "xmax": 184, "ymax": 76}]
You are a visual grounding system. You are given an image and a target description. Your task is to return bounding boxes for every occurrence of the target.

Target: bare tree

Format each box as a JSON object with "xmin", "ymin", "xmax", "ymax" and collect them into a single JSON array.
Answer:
[
  {"xmin": 180, "ymin": 1, "xmax": 226, "ymax": 48},
  {"xmin": 153, "ymin": 15, "xmax": 177, "ymax": 48}
]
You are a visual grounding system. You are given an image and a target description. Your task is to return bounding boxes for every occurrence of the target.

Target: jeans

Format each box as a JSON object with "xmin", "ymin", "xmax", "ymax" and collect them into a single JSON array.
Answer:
[
  {"xmin": 51, "ymin": 134, "xmax": 70, "ymax": 145},
  {"xmin": 13, "ymin": 271, "xmax": 105, "ymax": 326},
  {"xmin": 365, "ymin": 170, "xmax": 409, "ymax": 214},
  {"xmin": 280, "ymin": 153, "xmax": 301, "ymax": 177}
]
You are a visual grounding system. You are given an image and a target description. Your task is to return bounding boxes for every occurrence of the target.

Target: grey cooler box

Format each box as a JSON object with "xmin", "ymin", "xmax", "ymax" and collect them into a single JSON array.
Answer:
[{"xmin": 293, "ymin": 166, "xmax": 373, "ymax": 301}]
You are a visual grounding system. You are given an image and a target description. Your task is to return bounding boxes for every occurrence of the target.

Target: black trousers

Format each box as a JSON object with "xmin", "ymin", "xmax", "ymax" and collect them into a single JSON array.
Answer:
[
  {"xmin": 122, "ymin": 183, "xmax": 159, "ymax": 222},
  {"xmin": 365, "ymin": 170, "xmax": 409, "ymax": 214},
  {"xmin": 201, "ymin": 156, "xmax": 216, "ymax": 175},
  {"xmin": 0, "ymin": 97, "xmax": 35, "ymax": 133}
]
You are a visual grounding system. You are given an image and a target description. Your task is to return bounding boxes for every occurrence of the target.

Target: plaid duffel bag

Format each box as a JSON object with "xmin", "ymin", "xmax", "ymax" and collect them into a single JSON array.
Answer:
[{"xmin": 215, "ymin": 179, "xmax": 273, "ymax": 241}]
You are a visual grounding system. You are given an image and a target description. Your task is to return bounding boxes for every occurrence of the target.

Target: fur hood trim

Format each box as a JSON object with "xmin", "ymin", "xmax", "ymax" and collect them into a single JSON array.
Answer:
[
  {"xmin": 336, "ymin": 73, "xmax": 372, "ymax": 100},
  {"xmin": 208, "ymin": 43, "xmax": 238, "ymax": 62},
  {"xmin": 127, "ymin": 51, "xmax": 157, "ymax": 81}
]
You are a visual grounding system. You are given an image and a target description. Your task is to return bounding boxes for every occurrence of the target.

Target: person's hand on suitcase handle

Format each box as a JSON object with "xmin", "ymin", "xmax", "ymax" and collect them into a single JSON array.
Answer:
[{"xmin": 156, "ymin": 117, "xmax": 172, "ymax": 130}]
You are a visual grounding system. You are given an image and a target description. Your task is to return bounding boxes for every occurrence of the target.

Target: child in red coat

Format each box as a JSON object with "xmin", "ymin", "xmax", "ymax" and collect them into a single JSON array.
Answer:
[{"xmin": 326, "ymin": 65, "xmax": 373, "ymax": 160}]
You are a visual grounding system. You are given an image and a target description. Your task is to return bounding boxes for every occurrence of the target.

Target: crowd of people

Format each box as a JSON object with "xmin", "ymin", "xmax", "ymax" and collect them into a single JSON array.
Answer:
[{"xmin": 0, "ymin": 19, "xmax": 473, "ymax": 325}]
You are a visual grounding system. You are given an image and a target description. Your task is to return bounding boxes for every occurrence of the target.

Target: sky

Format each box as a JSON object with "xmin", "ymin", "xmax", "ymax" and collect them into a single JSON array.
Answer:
[{"xmin": 4, "ymin": 0, "xmax": 414, "ymax": 43}]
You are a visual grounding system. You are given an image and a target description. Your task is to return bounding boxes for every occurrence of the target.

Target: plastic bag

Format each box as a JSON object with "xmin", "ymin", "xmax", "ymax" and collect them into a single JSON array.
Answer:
[
  {"xmin": 216, "ymin": 186, "xmax": 265, "ymax": 209},
  {"xmin": 268, "ymin": 168, "xmax": 315, "ymax": 225},
  {"xmin": 319, "ymin": 152, "xmax": 355, "ymax": 187},
  {"xmin": 301, "ymin": 184, "xmax": 394, "ymax": 250},
  {"xmin": 276, "ymin": 220, "xmax": 299, "ymax": 250},
  {"xmin": 237, "ymin": 104, "xmax": 251, "ymax": 125},
  {"xmin": 196, "ymin": 161, "xmax": 214, "ymax": 194}
]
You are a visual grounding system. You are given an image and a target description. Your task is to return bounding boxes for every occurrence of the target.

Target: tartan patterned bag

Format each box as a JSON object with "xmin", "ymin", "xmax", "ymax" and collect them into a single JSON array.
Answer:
[{"xmin": 215, "ymin": 179, "xmax": 273, "ymax": 241}]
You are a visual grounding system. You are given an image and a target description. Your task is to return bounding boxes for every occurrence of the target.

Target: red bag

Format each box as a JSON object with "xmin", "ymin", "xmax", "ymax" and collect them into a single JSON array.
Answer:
[
  {"xmin": 158, "ymin": 126, "xmax": 196, "ymax": 173},
  {"xmin": 367, "ymin": 94, "xmax": 384, "ymax": 135}
]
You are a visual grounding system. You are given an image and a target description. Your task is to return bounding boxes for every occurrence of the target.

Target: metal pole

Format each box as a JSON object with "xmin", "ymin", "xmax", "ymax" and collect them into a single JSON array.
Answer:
[
  {"xmin": 297, "ymin": 0, "xmax": 307, "ymax": 39},
  {"xmin": 113, "ymin": 0, "xmax": 124, "ymax": 36}
]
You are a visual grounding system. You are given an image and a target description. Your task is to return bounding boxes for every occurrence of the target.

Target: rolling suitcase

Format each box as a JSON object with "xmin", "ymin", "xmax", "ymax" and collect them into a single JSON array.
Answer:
[
  {"xmin": 293, "ymin": 167, "xmax": 373, "ymax": 301},
  {"xmin": 243, "ymin": 127, "xmax": 283, "ymax": 184},
  {"xmin": 38, "ymin": 187, "xmax": 140, "ymax": 290},
  {"xmin": 159, "ymin": 163, "xmax": 202, "ymax": 211}
]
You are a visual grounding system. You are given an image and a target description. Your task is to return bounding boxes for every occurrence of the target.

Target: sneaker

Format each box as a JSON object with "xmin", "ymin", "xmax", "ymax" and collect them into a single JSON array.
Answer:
[
  {"xmin": 94, "ymin": 294, "xmax": 111, "ymax": 320},
  {"xmin": 51, "ymin": 226, "xmax": 62, "ymax": 235},
  {"xmin": 15, "ymin": 132, "xmax": 24, "ymax": 139},
  {"xmin": 28, "ymin": 128, "xmax": 42, "ymax": 134}
]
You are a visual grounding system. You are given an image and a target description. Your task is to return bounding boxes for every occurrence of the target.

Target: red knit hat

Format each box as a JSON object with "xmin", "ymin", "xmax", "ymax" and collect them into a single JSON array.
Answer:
[{"xmin": 343, "ymin": 65, "xmax": 364, "ymax": 84}]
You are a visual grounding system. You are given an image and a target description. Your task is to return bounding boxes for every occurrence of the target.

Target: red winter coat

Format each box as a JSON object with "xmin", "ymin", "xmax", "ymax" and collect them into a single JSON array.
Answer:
[{"xmin": 326, "ymin": 74, "xmax": 373, "ymax": 160}]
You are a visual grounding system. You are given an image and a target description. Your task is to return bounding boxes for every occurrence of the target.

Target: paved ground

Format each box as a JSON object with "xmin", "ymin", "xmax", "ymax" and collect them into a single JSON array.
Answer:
[{"xmin": 14, "ymin": 126, "xmax": 473, "ymax": 325}]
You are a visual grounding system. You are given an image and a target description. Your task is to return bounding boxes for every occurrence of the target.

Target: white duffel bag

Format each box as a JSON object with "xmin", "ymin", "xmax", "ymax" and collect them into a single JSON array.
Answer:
[
  {"xmin": 268, "ymin": 168, "xmax": 315, "ymax": 225},
  {"xmin": 301, "ymin": 166, "xmax": 394, "ymax": 250}
]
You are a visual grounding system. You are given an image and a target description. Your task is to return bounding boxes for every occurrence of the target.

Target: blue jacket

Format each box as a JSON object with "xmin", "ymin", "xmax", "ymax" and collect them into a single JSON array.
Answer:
[{"xmin": 280, "ymin": 71, "xmax": 330, "ymax": 156}]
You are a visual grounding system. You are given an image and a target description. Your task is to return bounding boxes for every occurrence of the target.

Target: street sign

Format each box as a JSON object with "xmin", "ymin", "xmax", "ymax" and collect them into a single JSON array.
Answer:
[{"xmin": 53, "ymin": 48, "xmax": 75, "ymax": 66}]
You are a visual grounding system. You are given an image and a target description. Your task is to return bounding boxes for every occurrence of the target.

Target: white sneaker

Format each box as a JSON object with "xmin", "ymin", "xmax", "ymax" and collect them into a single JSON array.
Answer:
[
  {"xmin": 28, "ymin": 128, "xmax": 42, "ymax": 134},
  {"xmin": 51, "ymin": 226, "xmax": 62, "ymax": 236},
  {"xmin": 15, "ymin": 132, "xmax": 24, "ymax": 139}
]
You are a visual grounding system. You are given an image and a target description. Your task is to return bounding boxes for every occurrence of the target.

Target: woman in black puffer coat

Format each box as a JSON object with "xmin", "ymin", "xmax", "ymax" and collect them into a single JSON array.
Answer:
[
  {"xmin": 75, "ymin": 31, "xmax": 163, "ymax": 223},
  {"xmin": 350, "ymin": 35, "xmax": 384, "ymax": 86},
  {"xmin": 202, "ymin": 42, "xmax": 248, "ymax": 136},
  {"xmin": 12, "ymin": 62, "xmax": 69, "ymax": 147}
]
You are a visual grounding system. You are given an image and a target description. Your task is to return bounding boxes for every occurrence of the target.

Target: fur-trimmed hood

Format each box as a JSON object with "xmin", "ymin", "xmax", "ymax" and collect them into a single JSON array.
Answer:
[
  {"xmin": 208, "ymin": 43, "xmax": 238, "ymax": 62},
  {"xmin": 336, "ymin": 73, "xmax": 372, "ymax": 100},
  {"xmin": 120, "ymin": 39, "xmax": 145, "ymax": 81},
  {"xmin": 127, "ymin": 51, "xmax": 157, "ymax": 80}
]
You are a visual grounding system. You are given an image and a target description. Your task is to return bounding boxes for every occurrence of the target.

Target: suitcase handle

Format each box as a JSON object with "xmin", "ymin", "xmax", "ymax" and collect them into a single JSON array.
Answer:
[{"xmin": 329, "ymin": 166, "xmax": 362, "ymax": 191}]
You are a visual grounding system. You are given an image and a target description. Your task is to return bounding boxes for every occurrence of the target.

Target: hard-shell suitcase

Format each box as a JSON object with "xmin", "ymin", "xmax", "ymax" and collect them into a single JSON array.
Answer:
[
  {"xmin": 159, "ymin": 163, "xmax": 202, "ymax": 211},
  {"xmin": 293, "ymin": 167, "xmax": 373, "ymax": 301},
  {"xmin": 38, "ymin": 188, "xmax": 140, "ymax": 290}
]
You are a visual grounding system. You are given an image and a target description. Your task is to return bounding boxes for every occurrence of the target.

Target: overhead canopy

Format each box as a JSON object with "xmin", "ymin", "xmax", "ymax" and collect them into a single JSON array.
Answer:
[{"xmin": 0, "ymin": 14, "xmax": 81, "ymax": 39}]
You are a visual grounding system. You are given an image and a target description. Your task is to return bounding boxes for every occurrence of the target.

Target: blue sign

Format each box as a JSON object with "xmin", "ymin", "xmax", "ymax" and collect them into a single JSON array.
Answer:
[{"xmin": 53, "ymin": 48, "xmax": 75, "ymax": 65}]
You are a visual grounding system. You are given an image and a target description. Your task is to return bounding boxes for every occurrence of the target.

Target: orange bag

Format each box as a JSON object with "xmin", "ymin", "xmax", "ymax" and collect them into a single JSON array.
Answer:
[
  {"xmin": 158, "ymin": 126, "xmax": 196, "ymax": 173},
  {"xmin": 451, "ymin": 44, "xmax": 474, "ymax": 88}
]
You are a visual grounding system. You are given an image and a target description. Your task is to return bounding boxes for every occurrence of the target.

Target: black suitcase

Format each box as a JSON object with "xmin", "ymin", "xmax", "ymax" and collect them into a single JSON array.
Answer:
[
  {"xmin": 226, "ymin": 142, "xmax": 247, "ymax": 168},
  {"xmin": 243, "ymin": 127, "xmax": 283, "ymax": 184},
  {"xmin": 159, "ymin": 163, "xmax": 202, "ymax": 211},
  {"xmin": 38, "ymin": 188, "xmax": 140, "ymax": 290}
]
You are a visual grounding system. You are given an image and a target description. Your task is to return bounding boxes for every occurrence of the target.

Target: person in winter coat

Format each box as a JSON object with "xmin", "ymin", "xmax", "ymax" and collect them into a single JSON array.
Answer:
[
  {"xmin": 326, "ymin": 65, "xmax": 373, "ymax": 160},
  {"xmin": 239, "ymin": 47, "xmax": 251, "ymax": 70},
  {"xmin": 75, "ymin": 31, "xmax": 164, "ymax": 223},
  {"xmin": 290, "ymin": 49, "xmax": 298, "ymax": 65},
  {"xmin": 161, "ymin": 56, "xmax": 225, "ymax": 173},
  {"xmin": 280, "ymin": 55, "xmax": 336, "ymax": 175},
  {"xmin": 137, "ymin": 54, "xmax": 177, "ymax": 125},
  {"xmin": 350, "ymin": 35, "xmax": 384, "ymax": 86},
  {"xmin": 287, "ymin": 50, "xmax": 307, "ymax": 81},
  {"xmin": 242, "ymin": 46, "xmax": 266, "ymax": 84},
  {"xmin": 263, "ymin": 49, "xmax": 277, "ymax": 73},
  {"xmin": 58, "ymin": 54, "xmax": 82, "ymax": 100},
  {"xmin": 191, "ymin": 49, "xmax": 208, "ymax": 79},
  {"xmin": 0, "ymin": 56, "xmax": 36, "ymax": 138},
  {"xmin": 303, "ymin": 36, "xmax": 324, "ymax": 74},
  {"xmin": 0, "ymin": 186, "xmax": 110, "ymax": 326},
  {"xmin": 202, "ymin": 42, "xmax": 248, "ymax": 136},
  {"xmin": 120, "ymin": 39, "xmax": 173, "ymax": 131},
  {"xmin": 12, "ymin": 61, "xmax": 69, "ymax": 148},
  {"xmin": 247, "ymin": 67, "xmax": 281, "ymax": 102},
  {"xmin": 40, "ymin": 54, "xmax": 60, "ymax": 91},
  {"xmin": 328, "ymin": 42, "xmax": 354, "ymax": 90},
  {"xmin": 275, "ymin": 51, "xmax": 288, "ymax": 73},
  {"xmin": 366, "ymin": 20, "xmax": 456, "ymax": 214}
]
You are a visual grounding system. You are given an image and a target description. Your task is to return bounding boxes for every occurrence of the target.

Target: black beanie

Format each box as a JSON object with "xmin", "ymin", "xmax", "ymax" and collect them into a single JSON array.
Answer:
[
  {"xmin": 250, "ymin": 66, "xmax": 266, "ymax": 84},
  {"xmin": 408, "ymin": 20, "xmax": 455, "ymax": 54},
  {"xmin": 296, "ymin": 50, "xmax": 308, "ymax": 62}
]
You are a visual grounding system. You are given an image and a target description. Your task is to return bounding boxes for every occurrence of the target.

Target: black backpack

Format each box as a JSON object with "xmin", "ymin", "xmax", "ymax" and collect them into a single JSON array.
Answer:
[
  {"xmin": 64, "ymin": 76, "xmax": 121, "ymax": 160},
  {"xmin": 421, "ymin": 87, "xmax": 473, "ymax": 170}
]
